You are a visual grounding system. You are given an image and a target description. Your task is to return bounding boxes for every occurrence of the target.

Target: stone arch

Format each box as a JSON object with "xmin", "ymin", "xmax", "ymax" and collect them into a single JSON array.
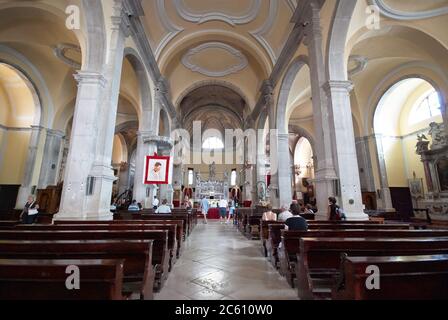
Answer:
[
  {"xmin": 326, "ymin": 0, "xmax": 357, "ymax": 81},
  {"xmin": 123, "ymin": 47, "xmax": 153, "ymax": 130},
  {"xmin": 276, "ymin": 55, "xmax": 309, "ymax": 134}
]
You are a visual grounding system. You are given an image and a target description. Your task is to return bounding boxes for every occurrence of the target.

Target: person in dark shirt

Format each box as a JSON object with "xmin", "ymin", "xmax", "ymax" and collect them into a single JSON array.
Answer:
[
  {"xmin": 289, "ymin": 200, "xmax": 301, "ymax": 215},
  {"xmin": 285, "ymin": 211, "xmax": 308, "ymax": 231}
]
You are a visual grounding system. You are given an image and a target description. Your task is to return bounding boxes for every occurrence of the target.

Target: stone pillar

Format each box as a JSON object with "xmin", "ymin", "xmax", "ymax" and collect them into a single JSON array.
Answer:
[
  {"xmin": 324, "ymin": 81, "xmax": 368, "ymax": 220},
  {"xmin": 355, "ymin": 136, "xmax": 376, "ymax": 193},
  {"xmin": 55, "ymin": 72, "xmax": 108, "ymax": 220},
  {"xmin": 38, "ymin": 129, "xmax": 65, "ymax": 189},
  {"xmin": 276, "ymin": 133, "xmax": 293, "ymax": 207},
  {"xmin": 159, "ymin": 144, "xmax": 174, "ymax": 206},
  {"xmin": 374, "ymin": 134, "xmax": 395, "ymax": 211},
  {"xmin": 133, "ymin": 131, "xmax": 157, "ymax": 208},
  {"xmin": 86, "ymin": 1, "xmax": 130, "ymax": 218},
  {"xmin": 306, "ymin": 3, "xmax": 338, "ymax": 220},
  {"xmin": 255, "ymin": 129, "xmax": 267, "ymax": 203},
  {"xmin": 15, "ymin": 125, "xmax": 44, "ymax": 209}
]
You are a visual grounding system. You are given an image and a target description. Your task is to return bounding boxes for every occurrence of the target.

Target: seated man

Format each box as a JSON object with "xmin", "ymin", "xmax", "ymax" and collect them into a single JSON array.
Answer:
[
  {"xmin": 262, "ymin": 204, "xmax": 277, "ymax": 221},
  {"xmin": 285, "ymin": 211, "xmax": 308, "ymax": 231},
  {"xmin": 156, "ymin": 199, "xmax": 172, "ymax": 214},
  {"xmin": 290, "ymin": 200, "xmax": 301, "ymax": 215},
  {"xmin": 277, "ymin": 205, "xmax": 293, "ymax": 222},
  {"xmin": 128, "ymin": 200, "xmax": 140, "ymax": 212}
]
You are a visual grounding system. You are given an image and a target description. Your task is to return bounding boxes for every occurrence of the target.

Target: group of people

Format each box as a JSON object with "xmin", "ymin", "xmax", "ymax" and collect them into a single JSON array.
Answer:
[
  {"xmin": 200, "ymin": 196, "xmax": 238, "ymax": 225},
  {"xmin": 262, "ymin": 197, "xmax": 346, "ymax": 231}
]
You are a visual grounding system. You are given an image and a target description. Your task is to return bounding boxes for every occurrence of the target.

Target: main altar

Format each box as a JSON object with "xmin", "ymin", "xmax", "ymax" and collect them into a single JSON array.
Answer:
[{"xmin": 194, "ymin": 163, "xmax": 229, "ymax": 202}]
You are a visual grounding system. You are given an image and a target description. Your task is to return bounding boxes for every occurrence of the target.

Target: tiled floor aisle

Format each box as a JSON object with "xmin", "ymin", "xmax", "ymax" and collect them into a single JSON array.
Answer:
[{"xmin": 154, "ymin": 221, "xmax": 298, "ymax": 300}]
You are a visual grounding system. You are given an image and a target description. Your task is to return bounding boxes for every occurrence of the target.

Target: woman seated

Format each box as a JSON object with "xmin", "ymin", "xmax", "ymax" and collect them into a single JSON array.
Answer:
[{"xmin": 262, "ymin": 204, "xmax": 277, "ymax": 221}]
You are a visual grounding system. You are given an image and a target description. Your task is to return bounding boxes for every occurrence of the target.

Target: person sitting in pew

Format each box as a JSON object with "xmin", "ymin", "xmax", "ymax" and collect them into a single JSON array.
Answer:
[
  {"xmin": 285, "ymin": 211, "xmax": 308, "ymax": 231},
  {"xmin": 128, "ymin": 200, "xmax": 140, "ymax": 212},
  {"xmin": 304, "ymin": 204, "xmax": 315, "ymax": 215},
  {"xmin": 278, "ymin": 205, "xmax": 293, "ymax": 222},
  {"xmin": 290, "ymin": 200, "xmax": 301, "ymax": 215},
  {"xmin": 262, "ymin": 204, "xmax": 277, "ymax": 221},
  {"xmin": 156, "ymin": 199, "xmax": 172, "ymax": 214}
]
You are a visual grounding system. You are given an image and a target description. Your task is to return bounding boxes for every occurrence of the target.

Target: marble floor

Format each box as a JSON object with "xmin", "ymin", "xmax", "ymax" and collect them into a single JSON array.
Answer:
[{"xmin": 154, "ymin": 220, "xmax": 298, "ymax": 300}]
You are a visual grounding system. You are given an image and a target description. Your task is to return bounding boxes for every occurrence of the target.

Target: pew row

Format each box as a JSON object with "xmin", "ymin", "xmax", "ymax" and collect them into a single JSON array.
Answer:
[
  {"xmin": 279, "ymin": 229, "xmax": 448, "ymax": 288},
  {"xmin": 0, "ymin": 240, "xmax": 154, "ymax": 300},
  {"xmin": 296, "ymin": 237, "xmax": 448, "ymax": 300},
  {"xmin": 0, "ymin": 259, "xmax": 125, "ymax": 300},
  {"xmin": 0, "ymin": 230, "xmax": 169, "ymax": 292}
]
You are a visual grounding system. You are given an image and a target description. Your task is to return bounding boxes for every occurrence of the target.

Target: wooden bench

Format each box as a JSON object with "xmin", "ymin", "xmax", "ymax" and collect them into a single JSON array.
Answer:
[
  {"xmin": 333, "ymin": 254, "xmax": 448, "ymax": 300},
  {"xmin": 260, "ymin": 221, "xmax": 284, "ymax": 257},
  {"xmin": 12, "ymin": 224, "xmax": 179, "ymax": 270},
  {"xmin": 0, "ymin": 230, "xmax": 169, "ymax": 292},
  {"xmin": 296, "ymin": 237, "xmax": 448, "ymax": 300},
  {"xmin": 0, "ymin": 259, "xmax": 125, "ymax": 300},
  {"xmin": 279, "ymin": 229, "xmax": 448, "ymax": 288},
  {"xmin": 0, "ymin": 240, "xmax": 155, "ymax": 300},
  {"xmin": 0, "ymin": 220, "xmax": 20, "ymax": 228}
]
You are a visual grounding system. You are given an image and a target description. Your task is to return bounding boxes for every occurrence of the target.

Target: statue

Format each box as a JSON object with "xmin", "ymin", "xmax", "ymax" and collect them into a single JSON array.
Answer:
[
  {"xmin": 416, "ymin": 133, "xmax": 430, "ymax": 155},
  {"xmin": 256, "ymin": 181, "xmax": 267, "ymax": 202},
  {"xmin": 209, "ymin": 161, "xmax": 216, "ymax": 180},
  {"xmin": 429, "ymin": 122, "xmax": 447, "ymax": 150}
]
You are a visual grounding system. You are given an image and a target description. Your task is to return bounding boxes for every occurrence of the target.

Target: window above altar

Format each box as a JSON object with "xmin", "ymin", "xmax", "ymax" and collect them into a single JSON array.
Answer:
[
  {"xmin": 202, "ymin": 136, "xmax": 224, "ymax": 150},
  {"xmin": 409, "ymin": 90, "xmax": 442, "ymax": 125}
]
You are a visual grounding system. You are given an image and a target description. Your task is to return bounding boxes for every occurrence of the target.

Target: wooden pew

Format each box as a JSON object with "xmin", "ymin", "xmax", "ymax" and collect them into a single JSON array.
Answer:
[
  {"xmin": 12, "ymin": 224, "xmax": 179, "ymax": 269},
  {"xmin": 260, "ymin": 221, "xmax": 284, "ymax": 257},
  {"xmin": 332, "ymin": 254, "xmax": 448, "ymax": 300},
  {"xmin": 0, "ymin": 240, "xmax": 154, "ymax": 300},
  {"xmin": 0, "ymin": 259, "xmax": 124, "ymax": 300},
  {"xmin": 279, "ymin": 229, "xmax": 448, "ymax": 288},
  {"xmin": 0, "ymin": 220, "xmax": 20, "ymax": 228},
  {"xmin": 0, "ymin": 230, "xmax": 169, "ymax": 292},
  {"xmin": 296, "ymin": 237, "xmax": 448, "ymax": 300},
  {"xmin": 267, "ymin": 223, "xmax": 409, "ymax": 270}
]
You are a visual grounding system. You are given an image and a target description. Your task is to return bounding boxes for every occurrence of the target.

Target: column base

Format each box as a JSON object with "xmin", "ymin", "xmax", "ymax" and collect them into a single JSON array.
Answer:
[
  {"xmin": 15, "ymin": 186, "xmax": 33, "ymax": 210},
  {"xmin": 54, "ymin": 210, "xmax": 113, "ymax": 222}
]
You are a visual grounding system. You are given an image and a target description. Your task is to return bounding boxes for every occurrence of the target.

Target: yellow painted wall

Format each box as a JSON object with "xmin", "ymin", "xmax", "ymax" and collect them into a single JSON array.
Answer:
[
  {"xmin": 0, "ymin": 83, "xmax": 10, "ymax": 125},
  {"xmin": 0, "ymin": 131, "xmax": 30, "ymax": 184},
  {"xmin": 382, "ymin": 137, "xmax": 407, "ymax": 187}
]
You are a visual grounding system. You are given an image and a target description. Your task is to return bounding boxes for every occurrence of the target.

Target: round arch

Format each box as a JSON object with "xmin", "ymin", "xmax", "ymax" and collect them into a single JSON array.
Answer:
[{"xmin": 276, "ymin": 55, "xmax": 309, "ymax": 134}]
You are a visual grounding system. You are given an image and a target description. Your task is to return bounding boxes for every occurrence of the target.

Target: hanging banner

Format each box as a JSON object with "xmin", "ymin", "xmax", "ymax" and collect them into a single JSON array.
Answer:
[{"xmin": 144, "ymin": 155, "xmax": 171, "ymax": 185}]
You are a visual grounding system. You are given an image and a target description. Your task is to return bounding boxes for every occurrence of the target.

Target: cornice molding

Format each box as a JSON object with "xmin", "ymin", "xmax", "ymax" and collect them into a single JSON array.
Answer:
[
  {"xmin": 181, "ymin": 42, "xmax": 248, "ymax": 77},
  {"xmin": 370, "ymin": 0, "xmax": 448, "ymax": 21},
  {"xmin": 173, "ymin": 0, "xmax": 262, "ymax": 26}
]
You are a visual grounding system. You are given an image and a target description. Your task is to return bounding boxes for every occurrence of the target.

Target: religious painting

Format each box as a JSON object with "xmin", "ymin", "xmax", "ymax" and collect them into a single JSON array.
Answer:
[
  {"xmin": 437, "ymin": 159, "xmax": 448, "ymax": 191},
  {"xmin": 144, "ymin": 155, "xmax": 171, "ymax": 185},
  {"xmin": 408, "ymin": 178, "xmax": 424, "ymax": 199}
]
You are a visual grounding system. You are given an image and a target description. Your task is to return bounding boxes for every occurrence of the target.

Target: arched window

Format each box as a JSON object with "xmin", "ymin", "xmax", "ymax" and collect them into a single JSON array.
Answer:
[
  {"xmin": 409, "ymin": 90, "xmax": 442, "ymax": 125},
  {"xmin": 188, "ymin": 169, "xmax": 194, "ymax": 186},
  {"xmin": 231, "ymin": 170, "xmax": 237, "ymax": 186},
  {"xmin": 202, "ymin": 136, "xmax": 224, "ymax": 150}
]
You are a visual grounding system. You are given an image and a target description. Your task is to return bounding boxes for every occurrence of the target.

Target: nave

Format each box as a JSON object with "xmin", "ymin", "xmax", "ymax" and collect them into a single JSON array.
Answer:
[{"xmin": 155, "ymin": 221, "xmax": 298, "ymax": 301}]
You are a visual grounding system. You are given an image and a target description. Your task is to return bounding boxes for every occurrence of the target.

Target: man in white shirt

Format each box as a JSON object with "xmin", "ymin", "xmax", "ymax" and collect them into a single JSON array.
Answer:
[
  {"xmin": 277, "ymin": 204, "xmax": 293, "ymax": 222},
  {"xmin": 218, "ymin": 198, "xmax": 228, "ymax": 224},
  {"xmin": 156, "ymin": 199, "xmax": 171, "ymax": 214},
  {"xmin": 152, "ymin": 196, "xmax": 159, "ymax": 210}
]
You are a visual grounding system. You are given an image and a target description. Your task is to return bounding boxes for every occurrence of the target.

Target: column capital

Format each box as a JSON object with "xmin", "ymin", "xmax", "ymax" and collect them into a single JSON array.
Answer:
[
  {"xmin": 74, "ymin": 71, "xmax": 107, "ymax": 88},
  {"xmin": 323, "ymin": 80, "xmax": 354, "ymax": 94},
  {"xmin": 47, "ymin": 129, "xmax": 65, "ymax": 138},
  {"xmin": 111, "ymin": 0, "xmax": 131, "ymax": 37},
  {"xmin": 144, "ymin": 135, "xmax": 174, "ymax": 149}
]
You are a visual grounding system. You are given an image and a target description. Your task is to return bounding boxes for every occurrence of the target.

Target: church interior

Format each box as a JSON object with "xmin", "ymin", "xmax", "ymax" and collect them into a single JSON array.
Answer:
[{"xmin": 0, "ymin": 0, "xmax": 447, "ymax": 301}]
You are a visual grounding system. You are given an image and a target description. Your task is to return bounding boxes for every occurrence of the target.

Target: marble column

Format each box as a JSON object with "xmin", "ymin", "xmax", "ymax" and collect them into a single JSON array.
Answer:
[
  {"xmin": 276, "ymin": 133, "xmax": 293, "ymax": 207},
  {"xmin": 55, "ymin": 72, "xmax": 107, "ymax": 220},
  {"xmin": 324, "ymin": 81, "xmax": 368, "ymax": 220},
  {"xmin": 133, "ymin": 131, "xmax": 157, "ymax": 208},
  {"xmin": 355, "ymin": 136, "xmax": 376, "ymax": 193},
  {"xmin": 87, "ymin": 1, "xmax": 130, "ymax": 218},
  {"xmin": 158, "ymin": 144, "xmax": 174, "ymax": 206},
  {"xmin": 255, "ymin": 129, "xmax": 267, "ymax": 203},
  {"xmin": 374, "ymin": 134, "xmax": 395, "ymax": 211},
  {"xmin": 38, "ymin": 129, "xmax": 65, "ymax": 189},
  {"xmin": 15, "ymin": 125, "xmax": 44, "ymax": 209},
  {"xmin": 306, "ymin": 3, "xmax": 338, "ymax": 219}
]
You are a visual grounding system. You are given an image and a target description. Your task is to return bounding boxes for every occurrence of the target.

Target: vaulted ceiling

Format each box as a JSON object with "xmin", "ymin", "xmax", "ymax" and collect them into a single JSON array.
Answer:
[{"xmin": 141, "ymin": 0, "xmax": 297, "ymax": 110}]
